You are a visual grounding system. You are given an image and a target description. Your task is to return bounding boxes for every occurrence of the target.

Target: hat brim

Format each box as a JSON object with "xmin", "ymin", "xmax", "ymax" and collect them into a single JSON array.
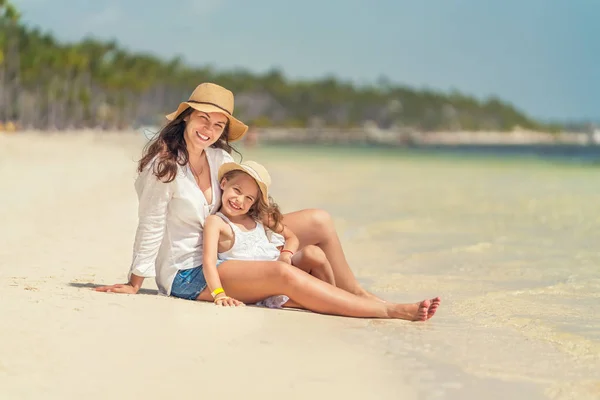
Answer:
[
  {"xmin": 218, "ymin": 162, "xmax": 269, "ymax": 204},
  {"xmin": 166, "ymin": 102, "xmax": 248, "ymax": 142}
]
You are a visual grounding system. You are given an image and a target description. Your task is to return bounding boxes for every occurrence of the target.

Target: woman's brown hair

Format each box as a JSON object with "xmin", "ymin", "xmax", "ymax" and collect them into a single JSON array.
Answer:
[
  {"xmin": 221, "ymin": 170, "xmax": 284, "ymax": 233},
  {"xmin": 138, "ymin": 108, "xmax": 240, "ymax": 182}
]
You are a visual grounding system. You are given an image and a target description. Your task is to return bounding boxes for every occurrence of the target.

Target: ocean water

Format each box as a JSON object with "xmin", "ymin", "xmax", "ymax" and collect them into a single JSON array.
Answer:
[{"xmin": 244, "ymin": 144, "xmax": 600, "ymax": 399}]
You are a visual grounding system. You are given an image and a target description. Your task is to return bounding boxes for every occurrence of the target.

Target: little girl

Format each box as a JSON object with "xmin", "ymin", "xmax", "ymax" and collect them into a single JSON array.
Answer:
[{"xmin": 203, "ymin": 160, "xmax": 336, "ymax": 307}]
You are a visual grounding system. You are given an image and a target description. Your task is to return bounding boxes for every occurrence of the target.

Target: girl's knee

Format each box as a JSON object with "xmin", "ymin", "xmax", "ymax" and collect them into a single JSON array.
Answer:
[{"xmin": 267, "ymin": 261, "xmax": 297, "ymax": 284}]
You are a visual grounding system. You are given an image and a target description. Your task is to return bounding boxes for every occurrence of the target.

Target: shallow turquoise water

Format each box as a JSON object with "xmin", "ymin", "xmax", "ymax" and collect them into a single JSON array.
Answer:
[{"xmin": 244, "ymin": 144, "xmax": 600, "ymax": 398}]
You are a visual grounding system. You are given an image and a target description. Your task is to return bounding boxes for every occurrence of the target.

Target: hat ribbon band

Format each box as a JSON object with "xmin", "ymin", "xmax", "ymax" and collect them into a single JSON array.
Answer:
[{"xmin": 187, "ymin": 100, "xmax": 232, "ymax": 116}]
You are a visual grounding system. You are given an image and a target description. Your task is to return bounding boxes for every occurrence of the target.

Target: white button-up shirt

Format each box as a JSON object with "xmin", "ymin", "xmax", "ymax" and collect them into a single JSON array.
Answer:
[{"xmin": 128, "ymin": 147, "xmax": 234, "ymax": 295}]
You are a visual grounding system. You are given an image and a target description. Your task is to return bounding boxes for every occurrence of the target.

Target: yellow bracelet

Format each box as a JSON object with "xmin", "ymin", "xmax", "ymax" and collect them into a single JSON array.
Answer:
[
  {"xmin": 214, "ymin": 296, "xmax": 231, "ymax": 303},
  {"xmin": 211, "ymin": 287, "xmax": 225, "ymax": 298}
]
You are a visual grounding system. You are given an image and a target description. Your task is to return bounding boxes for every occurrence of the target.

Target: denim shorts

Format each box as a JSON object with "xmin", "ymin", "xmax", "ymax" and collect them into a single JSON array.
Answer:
[{"xmin": 170, "ymin": 261, "xmax": 224, "ymax": 300}]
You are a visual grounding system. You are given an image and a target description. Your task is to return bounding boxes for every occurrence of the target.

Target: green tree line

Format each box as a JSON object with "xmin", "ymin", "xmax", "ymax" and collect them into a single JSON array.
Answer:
[{"xmin": 1, "ymin": 1, "xmax": 558, "ymax": 132}]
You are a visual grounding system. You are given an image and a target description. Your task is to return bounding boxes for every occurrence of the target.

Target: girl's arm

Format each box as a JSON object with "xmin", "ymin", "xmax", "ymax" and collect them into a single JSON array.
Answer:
[
  {"xmin": 277, "ymin": 224, "xmax": 299, "ymax": 264},
  {"xmin": 278, "ymin": 224, "xmax": 299, "ymax": 254},
  {"xmin": 264, "ymin": 216, "xmax": 299, "ymax": 264},
  {"xmin": 203, "ymin": 215, "xmax": 244, "ymax": 306}
]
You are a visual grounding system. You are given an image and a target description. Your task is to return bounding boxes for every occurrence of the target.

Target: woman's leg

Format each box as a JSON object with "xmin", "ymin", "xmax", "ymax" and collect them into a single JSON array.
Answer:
[
  {"xmin": 291, "ymin": 245, "xmax": 336, "ymax": 286},
  {"xmin": 197, "ymin": 260, "xmax": 432, "ymax": 321},
  {"xmin": 282, "ymin": 209, "xmax": 380, "ymax": 300}
]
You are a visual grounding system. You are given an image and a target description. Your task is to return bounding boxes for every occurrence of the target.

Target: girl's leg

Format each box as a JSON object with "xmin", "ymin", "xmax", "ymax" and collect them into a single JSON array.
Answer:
[
  {"xmin": 198, "ymin": 260, "xmax": 431, "ymax": 321},
  {"xmin": 282, "ymin": 209, "xmax": 380, "ymax": 300},
  {"xmin": 291, "ymin": 245, "xmax": 336, "ymax": 286}
]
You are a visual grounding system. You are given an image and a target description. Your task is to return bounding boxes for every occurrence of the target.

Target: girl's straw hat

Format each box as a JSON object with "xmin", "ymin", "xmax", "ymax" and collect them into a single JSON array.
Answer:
[
  {"xmin": 166, "ymin": 83, "xmax": 249, "ymax": 142},
  {"xmin": 218, "ymin": 161, "xmax": 271, "ymax": 204}
]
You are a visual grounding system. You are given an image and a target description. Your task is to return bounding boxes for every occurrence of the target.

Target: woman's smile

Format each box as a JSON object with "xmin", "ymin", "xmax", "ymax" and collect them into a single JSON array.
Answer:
[{"xmin": 195, "ymin": 129, "xmax": 211, "ymax": 142}]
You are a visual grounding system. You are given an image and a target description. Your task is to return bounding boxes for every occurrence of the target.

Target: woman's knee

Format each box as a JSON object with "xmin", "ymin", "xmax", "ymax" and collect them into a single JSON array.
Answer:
[
  {"xmin": 311, "ymin": 209, "xmax": 333, "ymax": 228},
  {"xmin": 305, "ymin": 209, "xmax": 336, "ymax": 240}
]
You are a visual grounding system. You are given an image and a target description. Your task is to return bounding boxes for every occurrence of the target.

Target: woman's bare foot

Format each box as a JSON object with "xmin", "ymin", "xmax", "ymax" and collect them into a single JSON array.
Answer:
[
  {"xmin": 427, "ymin": 297, "xmax": 441, "ymax": 319},
  {"xmin": 387, "ymin": 300, "xmax": 430, "ymax": 321}
]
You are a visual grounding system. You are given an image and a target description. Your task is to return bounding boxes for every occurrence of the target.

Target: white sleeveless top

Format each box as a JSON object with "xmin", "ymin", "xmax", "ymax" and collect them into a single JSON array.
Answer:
[{"xmin": 216, "ymin": 212, "xmax": 281, "ymax": 262}]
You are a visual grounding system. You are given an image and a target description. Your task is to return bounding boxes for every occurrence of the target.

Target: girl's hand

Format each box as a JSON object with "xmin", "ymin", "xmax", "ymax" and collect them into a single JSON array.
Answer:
[
  {"xmin": 277, "ymin": 253, "xmax": 293, "ymax": 265},
  {"xmin": 214, "ymin": 296, "xmax": 245, "ymax": 307}
]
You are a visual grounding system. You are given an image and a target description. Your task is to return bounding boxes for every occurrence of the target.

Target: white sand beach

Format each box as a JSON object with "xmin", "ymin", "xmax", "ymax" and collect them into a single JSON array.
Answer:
[{"xmin": 1, "ymin": 131, "xmax": 598, "ymax": 400}]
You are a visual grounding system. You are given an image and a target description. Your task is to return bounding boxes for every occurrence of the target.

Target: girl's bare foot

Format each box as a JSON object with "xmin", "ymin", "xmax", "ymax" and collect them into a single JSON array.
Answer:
[
  {"xmin": 427, "ymin": 297, "xmax": 441, "ymax": 319},
  {"xmin": 387, "ymin": 300, "xmax": 430, "ymax": 321}
]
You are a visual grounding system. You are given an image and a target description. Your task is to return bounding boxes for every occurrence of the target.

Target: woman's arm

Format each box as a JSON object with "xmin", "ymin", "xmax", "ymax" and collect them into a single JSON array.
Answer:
[
  {"xmin": 202, "ymin": 215, "xmax": 244, "ymax": 306},
  {"xmin": 96, "ymin": 165, "xmax": 172, "ymax": 294}
]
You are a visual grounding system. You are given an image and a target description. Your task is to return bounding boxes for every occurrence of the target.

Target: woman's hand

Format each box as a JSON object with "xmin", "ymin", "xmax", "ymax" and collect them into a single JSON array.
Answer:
[
  {"xmin": 214, "ymin": 295, "xmax": 245, "ymax": 307},
  {"xmin": 94, "ymin": 283, "xmax": 139, "ymax": 294}
]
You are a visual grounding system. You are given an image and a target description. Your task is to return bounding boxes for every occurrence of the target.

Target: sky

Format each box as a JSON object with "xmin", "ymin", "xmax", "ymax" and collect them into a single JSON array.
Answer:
[{"xmin": 11, "ymin": 0, "xmax": 600, "ymax": 122}]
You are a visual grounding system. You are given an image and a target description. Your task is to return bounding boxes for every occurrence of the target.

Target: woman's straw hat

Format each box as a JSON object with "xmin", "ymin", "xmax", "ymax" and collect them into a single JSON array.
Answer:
[
  {"xmin": 166, "ymin": 83, "xmax": 249, "ymax": 142},
  {"xmin": 218, "ymin": 161, "xmax": 271, "ymax": 204}
]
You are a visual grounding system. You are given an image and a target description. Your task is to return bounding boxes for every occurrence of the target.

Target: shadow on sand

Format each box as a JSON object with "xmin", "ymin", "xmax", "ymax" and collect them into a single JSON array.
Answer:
[{"xmin": 68, "ymin": 282, "xmax": 159, "ymax": 296}]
